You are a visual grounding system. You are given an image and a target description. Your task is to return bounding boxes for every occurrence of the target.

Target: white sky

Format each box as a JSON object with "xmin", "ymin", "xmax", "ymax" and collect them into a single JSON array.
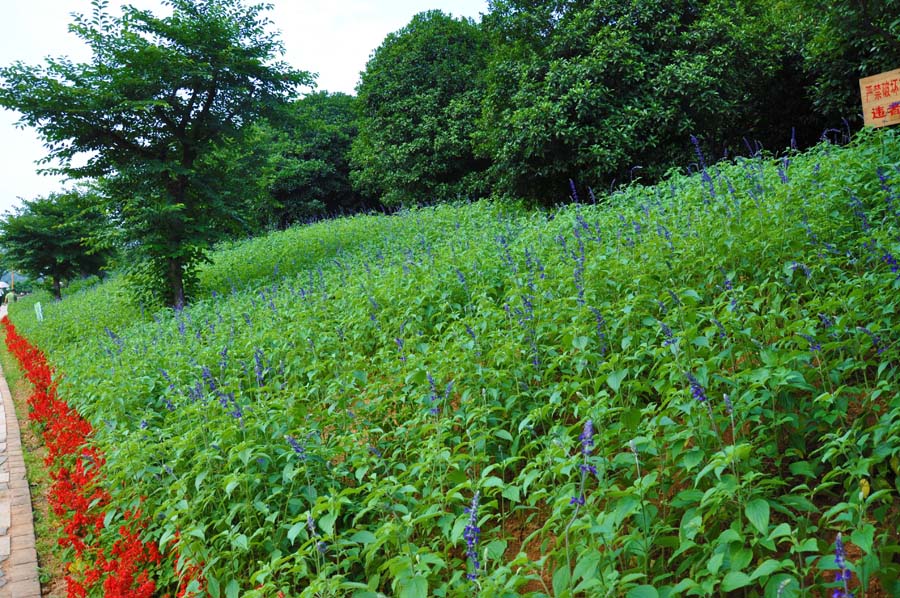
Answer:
[{"xmin": 0, "ymin": 0, "xmax": 488, "ymax": 214}]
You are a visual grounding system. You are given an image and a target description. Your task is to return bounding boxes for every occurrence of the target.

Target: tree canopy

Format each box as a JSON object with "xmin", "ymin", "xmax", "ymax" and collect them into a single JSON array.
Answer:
[
  {"xmin": 477, "ymin": 0, "xmax": 827, "ymax": 203},
  {"xmin": 795, "ymin": 0, "xmax": 900, "ymax": 121},
  {"xmin": 0, "ymin": 189, "xmax": 112, "ymax": 300},
  {"xmin": 0, "ymin": 0, "xmax": 313, "ymax": 308},
  {"xmin": 350, "ymin": 10, "xmax": 491, "ymax": 206},
  {"xmin": 225, "ymin": 92, "xmax": 367, "ymax": 230}
]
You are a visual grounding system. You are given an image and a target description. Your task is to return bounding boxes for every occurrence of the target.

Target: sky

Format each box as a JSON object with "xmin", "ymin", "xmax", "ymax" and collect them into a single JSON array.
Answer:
[{"xmin": 0, "ymin": 0, "xmax": 489, "ymax": 215}]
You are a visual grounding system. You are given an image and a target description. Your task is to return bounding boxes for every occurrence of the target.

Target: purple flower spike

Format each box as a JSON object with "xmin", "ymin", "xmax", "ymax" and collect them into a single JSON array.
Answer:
[
  {"xmin": 685, "ymin": 372, "xmax": 708, "ymax": 403},
  {"xmin": 463, "ymin": 492, "xmax": 481, "ymax": 581}
]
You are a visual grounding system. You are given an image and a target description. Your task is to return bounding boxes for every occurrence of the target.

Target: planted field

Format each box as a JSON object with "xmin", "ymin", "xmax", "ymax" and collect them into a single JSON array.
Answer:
[{"xmin": 8, "ymin": 130, "xmax": 900, "ymax": 597}]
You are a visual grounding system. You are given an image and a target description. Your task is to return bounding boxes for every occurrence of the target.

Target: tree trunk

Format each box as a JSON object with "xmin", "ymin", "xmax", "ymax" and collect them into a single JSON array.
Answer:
[
  {"xmin": 52, "ymin": 276, "xmax": 62, "ymax": 301},
  {"xmin": 168, "ymin": 258, "xmax": 186, "ymax": 311}
]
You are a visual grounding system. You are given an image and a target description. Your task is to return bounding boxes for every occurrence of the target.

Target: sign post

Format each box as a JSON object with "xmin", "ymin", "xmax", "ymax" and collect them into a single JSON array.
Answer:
[{"xmin": 860, "ymin": 68, "xmax": 900, "ymax": 128}]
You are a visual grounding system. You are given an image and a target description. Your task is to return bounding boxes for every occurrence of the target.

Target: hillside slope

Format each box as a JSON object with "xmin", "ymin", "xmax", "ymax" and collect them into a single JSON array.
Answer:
[{"xmin": 9, "ymin": 129, "xmax": 900, "ymax": 597}]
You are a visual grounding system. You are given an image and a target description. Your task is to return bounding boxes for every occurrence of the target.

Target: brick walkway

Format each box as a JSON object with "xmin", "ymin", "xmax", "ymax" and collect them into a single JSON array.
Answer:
[{"xmin": 0, "ymin": 304, "xmax": 42, "ymax": 596}]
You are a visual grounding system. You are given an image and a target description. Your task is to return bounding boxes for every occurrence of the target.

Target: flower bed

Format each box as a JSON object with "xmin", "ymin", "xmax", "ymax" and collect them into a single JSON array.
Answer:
[{"xmin": 3, "ymin": 316, "xmax": 162, "ymax": 598}]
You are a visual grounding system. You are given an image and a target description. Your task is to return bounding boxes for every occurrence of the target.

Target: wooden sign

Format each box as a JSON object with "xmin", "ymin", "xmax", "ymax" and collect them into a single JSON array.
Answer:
[{"xmin": 860, "ymin": 68, "xmax": 900, "ymax": 128}]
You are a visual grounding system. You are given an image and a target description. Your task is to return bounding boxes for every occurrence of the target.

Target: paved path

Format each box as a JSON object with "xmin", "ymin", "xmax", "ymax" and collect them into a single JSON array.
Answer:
[{"xmin": 0, "ymin": 304, "xmax": 42, "ymax": 596}]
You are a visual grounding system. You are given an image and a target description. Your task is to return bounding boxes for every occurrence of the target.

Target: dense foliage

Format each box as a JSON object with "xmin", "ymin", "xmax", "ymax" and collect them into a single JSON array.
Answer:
[
  {"xmin": 9, "ymin": 130, "xmax": 900, "ymax": 597},
  {"xmin": 0, "ymin": 189, "xmax": 111, "ymax": 299},
  {"xmin": 4, "ymin": 0, "xmax": 898, "ymax": 306},
  {"xmin": 795, "ymin": 0, "xmax": 900, "ymax": 121},
  {"xmin": 476, "ymin": 0, "xmax": 828, "ymax": 202},
  {"xmin": 350, "ymin": 10, "xmax": 491, "ymax": 206},
  {"xmin": 0, "ymin": 0, "xmax": 313, "ymax": 308}
]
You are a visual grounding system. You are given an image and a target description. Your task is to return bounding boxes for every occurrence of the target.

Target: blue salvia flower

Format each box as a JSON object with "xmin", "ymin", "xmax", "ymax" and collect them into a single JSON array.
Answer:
[
  {"xmin": 228, "ymin": 394, "xmax": 243, "ymax": 420},
  {"xmin": 105, "ymin": 327, "xmax": 124, "ymax": 352},
  {"xmin": 427, "ymin": 373, "xmax": 440, "ymax": 415},
  {"xmin": 306, "ymin": 515, "xmax": 327, "ymax": 554},
  {"xmin": 463, "ymin": 492, "xmax": 481, "ymax": 581},
  {"xmin": 685, "ymin": 372, "xmax": 708, "ymax": 403},
  {"xmin": 254, "ymin": 348, "xmax": 266, "ymax": 387},
  {"xmin": 798, "ymin": 333, "xmax": 822, "ymax": 352},
  {"xmin": 723, "ymin": 394, "xmax": 733, "ymax": 415},
  {"xmin": 220, "ymin": 346, "xmax": 228, "ymax": 371},
  {"xmin": 395, "ymin": 337, "xmax": 405, "ymax": 362},
  {"xmin": 667, "ymin": 289, "xmax": 682, "ymax": 306},
  {"xmin": 187, "ymin": 382, "xmax": 203, "ymax": 402},
  {"xmin": 690, "ymin": 134, "xmax": 715, "ymax": 198},
  {"xmin": 286, "ymin": 435, "xmax": 307, "ymax": 460},
  {"xmin": 790, "ymin": 261, "xmax": 812, "ymax": 278},
  {"xmin": 877, "ymin": 166, "xmax": 899, "ymax": 218},
  {"xmin": 140, "ymin": 420, "xmax": 149, "ymax": 430},
  {"xmin": 159, "ymin": 369, "xmax": 176, "ymax": 392},
  {"xmin": 660, "ymin": 322, "xmax": 677, "ymax": 347},
  {"xmin": 833, "ymin": 533, "xmax": 853, "ymax": 598},
  {"xmin": 849, "ymin": 193, "xmax": 870, "ymax": 232},
  {"xmin": 578, "ymin": 419, "xmax": 597, "ymax": 477},
  {"xmin": 818, "ymin": 313, "xmax": 835, "ymax": 329},
  {"xmin": 569, "ymin": 178, "xmax": 580, "ymax": 203},
  {"xmin": 712, "ymin": 318, "xmax": 727, "ymax": 339},
  {"xmin": 778, "ymin": 157, "xmax": 789, "ymax": 184},
  {"xmin": 201, "ymin": 365, "xmax": 217, "ymax": 392},
  {"xmin": 858, "ymin": 327, "xmax": 885, "ymax": 355},
  {"xmin": 589, "ymin": 307, "xmax": 607, "ymax": 355},
  {"xmin": 883, "ymin": 252, "xmax": 899, "ymax": 274},
  {"xmin": 579, "ymin": 419, "xmax": 594, "ymax": 454}
]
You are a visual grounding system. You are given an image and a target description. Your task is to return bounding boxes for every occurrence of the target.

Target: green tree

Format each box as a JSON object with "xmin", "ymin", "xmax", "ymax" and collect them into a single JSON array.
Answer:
[
  {"xmin": 226, "ymin": 92, "xmax": 366, "ymax": 230},
  {"xmin": 479, "ymin": 0, "xmax": 825, "ymax": 203},
  {"xmin": 792, "ymin": 0, "xmax": 900, "ymax": 121},
  {"xmin": 350, "ymin": 10, "xmax": 491, "ymax": 206},
  {"xmin": 0, "ymin": 190, "xmax": 112, "ymax": 300},
  {"xmin": 0, "ymin": 0, "xmax": 313, "ymax": 308}
]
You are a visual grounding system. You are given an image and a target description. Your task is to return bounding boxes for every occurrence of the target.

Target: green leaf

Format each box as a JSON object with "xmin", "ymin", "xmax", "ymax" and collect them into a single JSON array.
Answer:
[
  {"xmin": 721, "ymin": 571, "xmax": 751, "ymax": 592},
  {"xmin": 768, "ymin": 522, "xmax": 792, "ymax": 541},
  {"xmin": 851, "ymin": 524, "xmax": 875, "ymax": 554},
  {"xmin": 707, "ymin": 552, "xmax": 724, "ymax": 575},
  {"xmin": 573, "ymin": 549, "xmax": 603, "ymax": 581},
  {"xmin": 745, "ymin": 498, "xmax": 770, "ymax": 535},
  {"xmin": 607, "ymin": 368, "xmax": 628, "ymax": 392},
  {"xmin": 320, "ymin": 512, "xmax": 336, "ymax": 536},
  {"xmin": 287, "ymin": 521, "xmax": 304, "ymax": 544},
  {"xmin": 482, "ymin": 475, "xmax": 505, "ymax": 488},
  {"xmin": 225, "ymin": 579, "xmax": 240, "ymax": 598},
  {"xmin": 398, "ymin": 575, "xmax": 428, "ymax": 598},
  {"xmin": 750, "ymin": 559, "xmax": 783, "ymax": 580},
  {"xmin": 207, "ymin": 576, "xmax": 221, "ymax": 598},
  {"xmin": 484, "ymin": 539, "xmax": 507, "ymax": 560},
  {"xmin": 553, "ymin": 566, "xmax": 571, "ymax": 597},
  {"xmin": 626, "ymin": 585, "xmax": 659, "ymax": 598},
  {"xmin": 350, "ymin": 531, "xmax": 378, "ymax": 545},
  {"xmin": 501, "ymin": 485, "xmax": 521, "ymax": 502}
]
